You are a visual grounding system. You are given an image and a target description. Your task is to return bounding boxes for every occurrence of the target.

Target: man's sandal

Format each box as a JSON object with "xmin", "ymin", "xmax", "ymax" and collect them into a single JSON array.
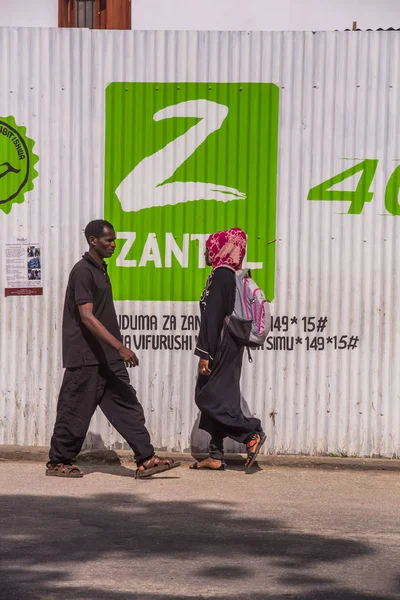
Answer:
[
  {"xmin": 135, "ymin": 455, "xmax": 181, "ymax": 479},
  {"xmin": 45, "ymin": 462, "xmax": 84, "ymax": 478},
  {"xmin": 244, "ymin": 432, "xmax": 266, "ymax": 471}
]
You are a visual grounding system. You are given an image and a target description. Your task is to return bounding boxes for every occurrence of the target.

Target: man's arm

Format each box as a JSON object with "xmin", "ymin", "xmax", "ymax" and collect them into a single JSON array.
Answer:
[{"xmin": 78, "ymin": 303, "xmax": 138, "ymax": 367}]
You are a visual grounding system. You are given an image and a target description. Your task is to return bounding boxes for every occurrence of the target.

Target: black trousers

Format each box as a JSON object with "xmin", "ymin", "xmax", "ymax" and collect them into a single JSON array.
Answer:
[{"xmin": 49, "ymin": 360, "xmax": 154, "ymax": 466}]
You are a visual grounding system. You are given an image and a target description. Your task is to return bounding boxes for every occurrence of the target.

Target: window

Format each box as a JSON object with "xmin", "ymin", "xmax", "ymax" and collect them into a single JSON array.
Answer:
[
  {"xmin": 77, "ymin": 0, "xmax": 95, "ymax": 28},
  {"xmin": 59, "ymin": 0, "xmax": 131, "ymax": 30}
]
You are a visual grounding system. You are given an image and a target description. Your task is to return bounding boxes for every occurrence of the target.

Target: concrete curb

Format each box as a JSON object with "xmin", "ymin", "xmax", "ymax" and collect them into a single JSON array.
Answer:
[{"xmin": 1, "ymin": 445, "xmax": 400, "ymax": 471}]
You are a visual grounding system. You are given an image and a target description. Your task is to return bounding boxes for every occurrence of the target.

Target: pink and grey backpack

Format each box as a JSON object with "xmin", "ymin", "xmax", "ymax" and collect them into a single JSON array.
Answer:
[{"xmin": 224, "ymin": 268, "xmax": 271, "ymax": 349}]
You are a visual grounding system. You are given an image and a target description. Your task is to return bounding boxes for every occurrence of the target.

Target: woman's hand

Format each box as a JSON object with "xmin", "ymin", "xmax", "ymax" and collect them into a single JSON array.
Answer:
[{"xmin": 199, "ymin": 359, "xmax": 211, "ymax": 376}]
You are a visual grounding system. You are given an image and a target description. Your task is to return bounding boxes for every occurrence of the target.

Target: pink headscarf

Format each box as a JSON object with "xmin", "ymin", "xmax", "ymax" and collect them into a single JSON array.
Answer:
[{"xmin": 206, "ymin": 227, "xmax": 247, "ymax": 271}]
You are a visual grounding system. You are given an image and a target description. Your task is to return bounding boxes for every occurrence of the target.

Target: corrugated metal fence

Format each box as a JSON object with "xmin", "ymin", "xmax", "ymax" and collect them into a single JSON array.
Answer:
[{"xmin": 1, "ymin": 29, "xmax": 400, "ymax": 457}]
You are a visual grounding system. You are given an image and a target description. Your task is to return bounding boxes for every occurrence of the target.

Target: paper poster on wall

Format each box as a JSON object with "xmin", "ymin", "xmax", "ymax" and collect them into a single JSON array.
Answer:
[{"xmin": 5, "ymin": 238, "xmax": 42, "ymax": 297}]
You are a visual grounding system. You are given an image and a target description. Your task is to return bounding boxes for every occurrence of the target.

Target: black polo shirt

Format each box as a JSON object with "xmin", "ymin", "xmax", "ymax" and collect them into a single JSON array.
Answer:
[{"xmin": 62, "ymin": 252, "xmax": 122, "ymax": 368}]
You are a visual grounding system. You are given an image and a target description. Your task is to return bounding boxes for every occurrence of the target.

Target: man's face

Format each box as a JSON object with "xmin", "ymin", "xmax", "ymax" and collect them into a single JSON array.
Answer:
[{"xmin": 90, "ymin": 226, "xmax": 116, "ymax": 259}]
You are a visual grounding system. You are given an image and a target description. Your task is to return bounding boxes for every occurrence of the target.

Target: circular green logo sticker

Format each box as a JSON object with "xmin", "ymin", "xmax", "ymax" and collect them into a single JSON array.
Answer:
[{"xmin": 0, "ymin": 116, "xmax": 38, "ymax": 214}]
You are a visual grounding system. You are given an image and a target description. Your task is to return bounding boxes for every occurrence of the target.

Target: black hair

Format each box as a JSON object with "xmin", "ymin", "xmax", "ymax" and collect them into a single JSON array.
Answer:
[{"xmin": 84, "ymin": 220, "xmax": 114, "ymax": 244}]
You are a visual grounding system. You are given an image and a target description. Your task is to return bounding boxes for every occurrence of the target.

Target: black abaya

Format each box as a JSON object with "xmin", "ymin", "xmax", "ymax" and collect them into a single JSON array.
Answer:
[{"xmin": 194, "ymin": 267, "xmax": 261, "ymax": 445}]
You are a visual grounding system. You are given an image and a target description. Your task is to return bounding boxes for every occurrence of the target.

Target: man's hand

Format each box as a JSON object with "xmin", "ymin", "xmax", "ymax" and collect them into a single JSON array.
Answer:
[
  {"xmin": 199, "ymin": 358, "xmax": 211, "ymax": 376},
  {"xmin": 119, "ymin": 345, "xmax": 139, "ymax": 368}
]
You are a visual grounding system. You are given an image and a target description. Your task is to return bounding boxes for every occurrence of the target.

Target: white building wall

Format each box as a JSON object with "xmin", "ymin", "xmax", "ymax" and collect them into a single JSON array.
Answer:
[
  {"xmin": 131, "ymin": 0, "xmax": 400, "ymax": 31},
  {"xmin": 0, "ymin": 0, "xmax": 57, "ymax": 27},
  {"xmin": 0, "ymin": 0, "xmax": 399, "ymax": 31}
]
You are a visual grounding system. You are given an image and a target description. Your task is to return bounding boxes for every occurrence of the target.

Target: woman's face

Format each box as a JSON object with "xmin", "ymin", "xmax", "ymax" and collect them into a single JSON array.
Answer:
[{"xmin": 205, "ymin": 248, "xmax": 212, "ymax": 267}]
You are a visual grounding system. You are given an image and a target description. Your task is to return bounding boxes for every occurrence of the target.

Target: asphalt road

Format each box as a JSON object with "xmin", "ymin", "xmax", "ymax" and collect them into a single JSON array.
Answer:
[{"xmin": 1, "ymin": 461, "xmax": 399, "ymax": 600}]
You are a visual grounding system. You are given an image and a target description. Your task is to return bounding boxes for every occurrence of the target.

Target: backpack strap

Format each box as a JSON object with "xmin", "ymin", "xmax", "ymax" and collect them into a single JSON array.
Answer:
[{"xmin": 235, "ymin": 267, "xmax": 250, "ymax": 281}]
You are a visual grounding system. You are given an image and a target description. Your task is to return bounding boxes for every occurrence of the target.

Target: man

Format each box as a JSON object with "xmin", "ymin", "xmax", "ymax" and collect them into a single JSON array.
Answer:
[{"xmin": 47, "ymin": 220, "xmax": 180, "ymax": 478}]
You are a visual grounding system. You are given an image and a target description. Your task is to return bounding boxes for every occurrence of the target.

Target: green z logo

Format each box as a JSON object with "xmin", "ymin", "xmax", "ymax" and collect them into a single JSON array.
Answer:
[
  {"xmin": 116, "ymin": 100, "xmax": 246, "ymax": 212},
  {"xmin": 104, "ymin": 82, "xmax": 279, "ymax": 302}
]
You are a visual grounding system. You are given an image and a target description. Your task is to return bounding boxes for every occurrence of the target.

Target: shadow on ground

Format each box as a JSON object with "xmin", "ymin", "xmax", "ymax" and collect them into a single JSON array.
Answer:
[
  {"xmin": 0, "ymin": 491, "xmax": 393, "ymax": 599},
  {"xmin": 3, "ymin": 592, "xmax": 395, "ymax": 600}
]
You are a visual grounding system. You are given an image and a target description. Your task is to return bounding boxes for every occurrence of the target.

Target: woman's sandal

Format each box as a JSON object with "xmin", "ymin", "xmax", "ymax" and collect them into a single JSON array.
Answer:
[
  {"xmin": 45, "ymin": 461, "xmax": 84, "ymax": 478},
  {"xmin": 135, "ymin": 455, "xmax": 181, "ymax": 479},
  {"xmin": 191, "ymin": 460, "xmax": 227, "ymax": 471},
  {"xmin": 244, "ymin": 432, "xmax": 266, "ymax": 471}
]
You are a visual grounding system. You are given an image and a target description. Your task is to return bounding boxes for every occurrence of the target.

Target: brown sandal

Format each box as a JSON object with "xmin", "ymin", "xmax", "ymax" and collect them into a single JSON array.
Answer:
[
  {"xmin": 136, "ymin": 455, "xmax": 181, "ymax": 479},
  {"xmin": 244, "ymin": 432, "xmax": 266, "ymax": 470},
  {"xmin": 190, "ymin": 458, "xmax": 227, "ymax": 471},
  {"xmin": 45, "ymin": 461, "xmax": 84, "ymax": 478}
]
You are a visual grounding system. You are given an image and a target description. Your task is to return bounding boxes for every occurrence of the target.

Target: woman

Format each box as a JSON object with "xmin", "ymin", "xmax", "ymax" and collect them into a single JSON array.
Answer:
[{"xmin": 192, "ymin": 227, "xmax": 265, "ymax": 471}]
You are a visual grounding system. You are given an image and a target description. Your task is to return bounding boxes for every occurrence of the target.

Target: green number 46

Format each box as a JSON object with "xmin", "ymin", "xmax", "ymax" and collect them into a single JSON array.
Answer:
[{"xmin": 308, "ymin": 159, "xmax": 400, "ymax": 215}]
